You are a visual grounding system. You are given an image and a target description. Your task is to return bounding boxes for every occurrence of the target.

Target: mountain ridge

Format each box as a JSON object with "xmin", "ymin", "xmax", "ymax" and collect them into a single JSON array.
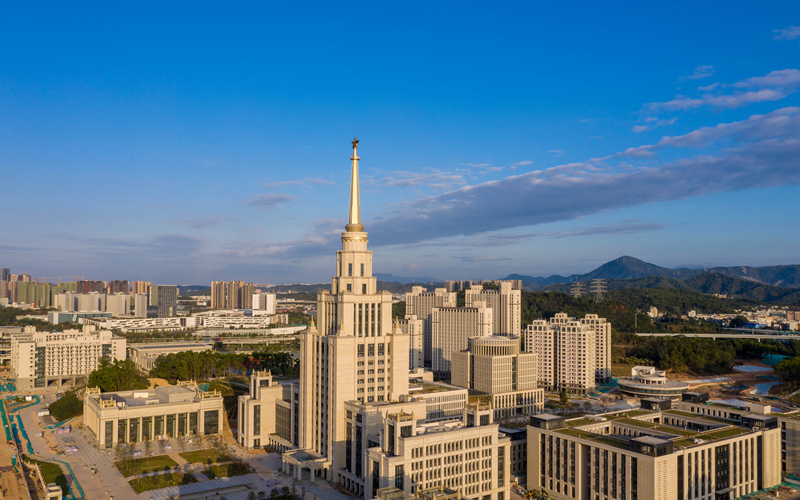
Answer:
[{"xmin": 504, "ymin": 256, "xmax": 800, "ymax": 289}]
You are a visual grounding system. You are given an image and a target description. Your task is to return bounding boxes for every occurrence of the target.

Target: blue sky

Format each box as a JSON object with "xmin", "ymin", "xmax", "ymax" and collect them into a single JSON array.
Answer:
[{"xmin": 2, "ymin": 2, "xmax": 800, "ymax": 284}]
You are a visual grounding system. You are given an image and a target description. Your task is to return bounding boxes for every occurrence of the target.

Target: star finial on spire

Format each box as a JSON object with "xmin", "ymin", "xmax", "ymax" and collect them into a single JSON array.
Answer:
[{"xmin": 352, "ymin": 137, "xmax": 359, "ymax": 150}]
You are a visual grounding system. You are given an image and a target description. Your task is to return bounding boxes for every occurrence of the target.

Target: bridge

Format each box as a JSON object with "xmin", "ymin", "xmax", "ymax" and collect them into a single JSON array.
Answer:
[{"xmin": 636, "ymin": 332, "xmax": 800, "ymax": 342}]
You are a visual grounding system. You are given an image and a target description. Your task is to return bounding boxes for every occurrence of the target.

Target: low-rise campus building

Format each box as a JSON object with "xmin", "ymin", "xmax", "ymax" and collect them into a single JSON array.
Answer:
[
  {"xmin": 83, "ymin": 381, "xmax": 225, "ymax": 449},
  {"xmin": 617, "ymin": 366, "xmax": 690, "ymax": 401},
  {"xmin": 126, "ymin": 342, "xmax": 213, "ymax": 372},
  {"xmin": 527, "ymin": 401, "xmax": 782, "ymax": 500}
]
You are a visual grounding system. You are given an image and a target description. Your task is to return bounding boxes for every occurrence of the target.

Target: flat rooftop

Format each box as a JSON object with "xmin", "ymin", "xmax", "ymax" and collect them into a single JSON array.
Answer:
[
  {"xmin": 553, "ymin": 408, "xmax": 757, "ymax": 452},
  {"xmin": 97, "ymin": 384, "xmax": 219, "ymax": 407}
]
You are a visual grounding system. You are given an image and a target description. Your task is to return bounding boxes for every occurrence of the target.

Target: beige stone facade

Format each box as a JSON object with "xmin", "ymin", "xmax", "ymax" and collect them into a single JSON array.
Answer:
[
  {"xmin": 397, "ymin": 315, "xmax": 424, "ymax": 370},
  {"xmin": 406, "ymin": 287, "xmax": 456, "ymax": 367},
  {"xmin": 528, "ymin": 405, "xmax": 782, "ymax": 500},
  {"xmin": 293, "ymin": 141, "xmax": 411, "ymax": 484},
  {"xmin": 11, "ymin": 325, "xmax": 125, "ymax": 390},
  {"xmin": 366, "ymin": 404, "xmax": 511, "ymax": 500},
  {"xmin": 237, "ymin": 370, "xmax": 292, "ymax": 450},
  {"xmin": 431, "ymin": 303, "xmax": 492, "ymax": 373},
  {"xmin": 525, "ymin": 312, "xmax": 612, "ymax": 393},
  {"xmin": 451, "ymin": 335, "xmax": 543, "ymax": 420},
  {"xmin": 466, "ymin": 282, "xmax": 522, "ymax": 336},
  {"xmin": 83, "ymin": 382, "xmax": 224, "ymax": 449}
]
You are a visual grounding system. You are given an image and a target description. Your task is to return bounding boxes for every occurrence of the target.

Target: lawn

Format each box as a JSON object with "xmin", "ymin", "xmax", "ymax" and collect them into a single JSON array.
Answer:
[
  {"xmin": 202, "ymin": 462, "xmax": 253, "ymax": 479},
  {"xmin": 701, "ymin": 427, "xmax": 750, "ymax": 440},
  {"xmin": 24, "ymin": 456, "xmax": 69, "ymax": 495},
  {"xmin": 115, "ymin": 455, "xmax": 178, "ymax": 477},
  {"xmin": 179, "ymin": 448, "xmax": 231, "ymax": 465},
  {"xmin": 129, "ymin": 472, "xmax": 197, "ymax": 494}
]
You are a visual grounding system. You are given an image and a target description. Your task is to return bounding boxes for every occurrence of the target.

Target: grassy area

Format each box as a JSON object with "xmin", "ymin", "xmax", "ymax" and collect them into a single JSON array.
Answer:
[
  {"xmin": 202, "ymin": 462, "xmax": 253, "ymax": 479},
  {"xmin": 179, "ymin": 448, "xmax": 231, "ymax": 465},
  {"xmin": 24, "ymin": 456, "xmax": 68, "ymax": 495},
  {"xmin": 566, "ymin": 418, "xmax": 593, "ymax": 427},
  {"xmin": 663, "ymin": 410, "xmax": 733, "ymax": 424},
  {"xmin": 115, "ymin": 455, "xmax": 178, "ymax": 477},
  {"xmin": 702, "ymin": 427, "xmax": 750, "ymax": 439},
  {"xmin": 618, "ymin": 419, "xmax": 657, "ymax": 429},
  {"xmin": 611, "ymin": 363, "xmax": 637, "ymax": 378},
  {"xmin": 593, "ymin": 437, "xmax": 629, "ymax": 450},
  {"xmin": 129, "ymin": 472, "xmax": 197, "ymax": 494}
]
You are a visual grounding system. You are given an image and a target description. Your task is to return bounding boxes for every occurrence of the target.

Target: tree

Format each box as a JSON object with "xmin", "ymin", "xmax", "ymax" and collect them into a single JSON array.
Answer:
[
  {"xmin": 48, "ymin": 391, "xmax": 83, "ymax": 421},
  {"xmin": 559, "ymin": 390, "xmax": 569, "ymax": 405},
  {"xmin": 143, "ymin": 435, "xmax": 152, "ymax": 457},
  {"xmin": 258, "ymin": 492, "xmax": 267, "ymax": 500},
  {"xmin": 249, "ymin": 492, "xmax": 257, "ymax": 500},
  {"xmin": 729, "ymin": 315, "xmax": 748, "ymax": 328},
  {"xmin": 775, "ymin": 357, "xmax": 800, "ymax": 388},
  {"xmin": 88, "ymin": 358, "xmax": 149, "ymax": 392}
]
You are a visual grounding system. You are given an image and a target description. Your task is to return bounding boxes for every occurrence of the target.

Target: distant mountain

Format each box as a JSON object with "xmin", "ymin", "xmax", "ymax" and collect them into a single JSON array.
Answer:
[
  {"xmin": 374, "ymin": 273, "xmax": 443, "ymax": 284},
  {"xmin": 505, "ymin": 256, "xmax": 800, "ymax": 288},
  {"xmin": 578, "ymin": 256, "xmax": 701, "ymax": 281},
  {"xmin": 178, "ymin": 285, "xmax": 211, "ymax": 295},
  {"xmin": 708, "ymin": 265, "xmax": 800, "ymax": 288},
  {"xmin": 504, "ymin": 273, "xmax": 579, "ymax": 286},
  {"xmin": 543, "ymin": 271, "xmax": 800, "ymax": 305}
]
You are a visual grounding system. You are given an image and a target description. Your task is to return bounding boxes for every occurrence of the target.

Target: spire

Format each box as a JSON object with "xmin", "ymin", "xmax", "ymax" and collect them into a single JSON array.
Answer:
[{"xmin": 345, "ymin": 137, "xmax": 365, "ymax": 232}]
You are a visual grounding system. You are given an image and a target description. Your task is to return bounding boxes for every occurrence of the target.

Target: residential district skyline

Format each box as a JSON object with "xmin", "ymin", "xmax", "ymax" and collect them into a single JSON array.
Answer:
[{"xmin": 1, "ymin": 3, "xmax": 800, "ymax": 284}]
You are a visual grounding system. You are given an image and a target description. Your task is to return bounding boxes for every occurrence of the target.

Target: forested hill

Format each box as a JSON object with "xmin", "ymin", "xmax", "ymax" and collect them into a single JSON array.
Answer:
[
  {"xmin": 541, "ymin": 271, "xmax": 800, "ymax": 305},
  {"xmin": 521, "ymin": 288, "xmax": 755, "ymax": 332}
]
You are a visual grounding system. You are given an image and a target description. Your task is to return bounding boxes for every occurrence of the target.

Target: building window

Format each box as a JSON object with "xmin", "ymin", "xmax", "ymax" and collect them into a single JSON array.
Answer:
[
  {"xmin": 104, "ymin": 421, "xmax": 113, "ymax": 448},
  {"xmin": 349, "ymin": 263, "xmax": 353, "ymax": 276},
  {"xmin": 155, "ymin": 415, "xmax": 164, "ymax": 437},
  {"xmin": 166, "ymin": 414, "xmax": 176, "ymax": 437},
  {"xmin": 204, "ymin": 410, "xmax": 219, "ymax": 435},
  {"xmin": 254, "ymin": 405, "xmax": 261, "ymax": 436},
  {"xmin": 362, "ymin": 284, "xmax": 367, "ymax": 294},
  {"xmin": 347, "ymin": 284, "xmax": 352, "ymax": 292},
  {"xmin": 189, "ymin": 412, "xmax": 198, "ymax": 435},
  {"xmin": 118, "ymin": 419, "xmax": 127, "ymax": 443}
]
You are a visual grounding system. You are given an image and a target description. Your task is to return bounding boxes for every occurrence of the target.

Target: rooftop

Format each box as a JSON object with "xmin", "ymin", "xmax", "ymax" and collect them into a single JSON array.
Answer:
[{"xmin": 549, "ymin": 407, "xmax": 762, "ymax": 453}]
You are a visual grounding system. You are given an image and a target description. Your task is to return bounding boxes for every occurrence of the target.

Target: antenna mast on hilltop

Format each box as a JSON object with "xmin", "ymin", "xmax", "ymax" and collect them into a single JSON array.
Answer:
[
  {"xmin": 570, "ymin": 281, "xmax": 585, "ymax": 298},
  {"xmin": 591, "ymin": 279, "xmax": 607, "ymax": 303}
]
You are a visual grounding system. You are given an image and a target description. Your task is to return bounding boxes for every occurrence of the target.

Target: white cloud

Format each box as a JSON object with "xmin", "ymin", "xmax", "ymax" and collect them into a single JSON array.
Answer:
[
  {"xmin": 511, "ymin": 160, "xmax": 533, "ymax": 167},
  {"xmin": 633, "ymin": 117, "xmax": 677, "ymax": 133},
  {"xmin": 245, "ymin": 193, "xmax": 297, "ymax": 209},
  {"xmin": 680, "ymin": 65, "xmax": 715, "ymax": 80},
  {"xmin": 379, "ymin": 169, "xmax": 468, "ymax": 190},
  {"xmin": 364, "ymin": 107, "xmax": 800, "ymax": 246},
  {"xmin": 647, "ymin": 69, "xmax": 800, "ymax": 112},
  {"xmin": 547, "ymin": 150, "xmax": 566, "ymax": 157},
  {"xmin": 773, "ymin": 26, "xmax": 800, "ymax": 40}
]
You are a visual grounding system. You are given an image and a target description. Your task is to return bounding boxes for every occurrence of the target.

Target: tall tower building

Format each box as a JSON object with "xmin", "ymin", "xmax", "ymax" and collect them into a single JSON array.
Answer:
[
  {"xmin": 1, "ymin": 268, "xmax": 10, "ymax": 281},
  {"xmin": 465, "ymin": 282, "xmax": 521, "ymax": 335},
  {"xmin": 294, "ymin": 139, "xmax": 410, "ymax": 482},
  {"xmin": 405, "ymin": 286, "xmax": 456, "ymax": 366}
]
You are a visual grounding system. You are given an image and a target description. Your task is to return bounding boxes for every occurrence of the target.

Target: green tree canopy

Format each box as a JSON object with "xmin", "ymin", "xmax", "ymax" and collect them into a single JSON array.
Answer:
[{"xmin": 88, "ymin": 358, "xmax": 149, "ymax": 392}]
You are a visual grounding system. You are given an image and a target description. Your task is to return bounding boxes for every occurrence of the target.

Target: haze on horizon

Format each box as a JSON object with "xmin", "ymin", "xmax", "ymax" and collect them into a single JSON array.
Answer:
[{"xmin": 2, "ymin": 2, "xmax": 800, "ymax": 285}]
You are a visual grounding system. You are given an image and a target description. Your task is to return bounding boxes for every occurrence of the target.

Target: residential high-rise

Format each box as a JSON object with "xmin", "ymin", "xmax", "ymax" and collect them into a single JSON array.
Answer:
[
  {"xmin": 77, "ymin": 280, "xmax": 105, "ymax": 293},
  {"xmin": 525, "ymin": 312, "xmax": 607, "ymax": 394},
  {"xmin": 210, "ymin": 281, "xmax": 256, "ymax": 309},
  {"xmin": 150, "ymin": 285, "xmax": 178, "ymax": 317},
  {"xmin": 465, "ymin": 282, "xmax": 521, "ymax": 336},
  {"xmin": 133, "ymin": 294, "xmax": 149, "ymax": 318},
  {"xmin": 430, "ymin": 301, "xmax": 492, "ymax": 373},
  {"xmin": 105, "ymin": 280, "xmax": 129, "ymax": 294},
  {"xmin": 581, "ymin": 313, "xmax": 612, "ymax": 383},
  {"xmin": 211, "ymin": 281, "xmax": 226, "ymax": 309},
  {"xmin": 396, "ymin": 315, "xmax": 424, "ymax": 370},
  {"xmin": 444, "ymin": 280, "xmax": 473, "ymax": 292},
  {"xmin": 451, "ymin": 335, "xmax": 544, "ymax": 419},
  {"xmin": 405, "ymin": 286, "xmax": 456, "ymax": 367},
  {"xmin": 253, "ymin": 292, "xmax": 276, "ymax": 314},
  {"xmin": 0, "ymin": 268, "xmax": 9, "ymax": 281},
  {"xmin": 131, "ymin": 281, "xmax": 151, "ymax": 296},
  {"xmin": 105, "ymin": 293, "xmax": 131, "ymax": 316},
  {"xmin": 291, "ymin": 139, "xmax": 411, "ymax": 483}
]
